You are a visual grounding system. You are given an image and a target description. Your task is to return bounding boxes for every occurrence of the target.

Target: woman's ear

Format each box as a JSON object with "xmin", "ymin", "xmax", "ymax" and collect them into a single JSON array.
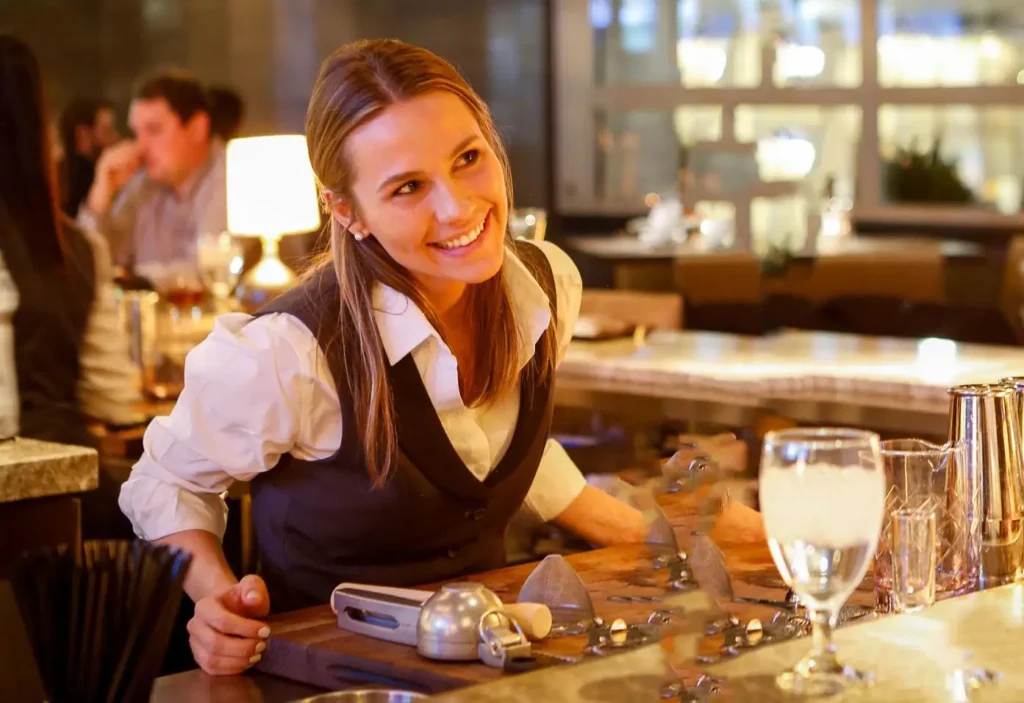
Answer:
[{"xmin": 325, "ymin": 192, "xmax": 370, "ymax": 241}]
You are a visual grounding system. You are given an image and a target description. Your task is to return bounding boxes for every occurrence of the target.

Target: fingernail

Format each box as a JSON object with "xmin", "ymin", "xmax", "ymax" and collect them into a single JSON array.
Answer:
[
  {"xmin": 249, "ymin": 654, "xmax": 262, "ymax": 664},
  {"xmin": 255, "ymin": 641, "xmax": 267, "ymax": 653},
  {"xmin": 258, "ymin": 627, "xmax": 271, "ymax": 639},
  {"xmin": 245, "ymin": 589, "xmax": 261, "ymax": 603}
]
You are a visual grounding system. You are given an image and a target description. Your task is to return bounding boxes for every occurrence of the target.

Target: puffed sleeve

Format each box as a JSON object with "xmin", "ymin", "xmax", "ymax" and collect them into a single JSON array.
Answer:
[{"xmin": 118, "ymin": 311, "xmax": 341, "ymax": 541}]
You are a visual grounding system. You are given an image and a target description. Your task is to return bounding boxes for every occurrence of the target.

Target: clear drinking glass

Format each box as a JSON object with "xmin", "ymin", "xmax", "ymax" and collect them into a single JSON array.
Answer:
[
  {"xmin": 197, "ymin": 231, "xmax": 245, "ymax": 310},
  {"xmin": 891, "ymin": 508, "xmax": 938, "ymax": 613},
  {"xmin": 760, "ymin": 428, "xmax": 886, "ymax": 696},
  {"xmin": 874, "ymin": 439, "xmax": 975, "ymax": 614},
  {"xmin": 135, "ymin": 259, "xmax": 205, "ymax": 310}
]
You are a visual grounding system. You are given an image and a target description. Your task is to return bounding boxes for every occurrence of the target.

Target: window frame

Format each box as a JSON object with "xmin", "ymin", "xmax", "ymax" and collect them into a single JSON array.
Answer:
[{"xmin": 553, "ymin": 0, "xmax": 1024, "ymax": 227}]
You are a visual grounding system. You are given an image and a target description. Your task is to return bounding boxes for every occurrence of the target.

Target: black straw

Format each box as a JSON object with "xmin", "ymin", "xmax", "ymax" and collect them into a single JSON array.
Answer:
[{"xmin": 10, "ymin": 539, "xmax": 193, "ymax": 703}]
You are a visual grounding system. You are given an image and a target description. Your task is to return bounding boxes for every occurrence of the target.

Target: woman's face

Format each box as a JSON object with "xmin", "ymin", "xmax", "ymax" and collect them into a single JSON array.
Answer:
[{"xmin": 335, "ymin": 91, "xmax": 508, "ymax": 305}]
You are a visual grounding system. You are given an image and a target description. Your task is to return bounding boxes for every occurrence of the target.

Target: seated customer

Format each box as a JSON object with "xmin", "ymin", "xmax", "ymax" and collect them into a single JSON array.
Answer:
[
  {"xmin": 58, "ymin": 96, "xmax": 120, "ymax": 217},
  {"xmin": 78, "ymin": 69, "xmax": 226, "ymax": 276},
  {"xmin": 0, "ymin": 34, "xmax": 142, "ymax": 532}
]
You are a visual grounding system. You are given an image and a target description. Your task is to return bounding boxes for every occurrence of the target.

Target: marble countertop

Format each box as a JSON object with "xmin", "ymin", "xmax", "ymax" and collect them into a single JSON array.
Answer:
[
  {"xmin": 431, "ymin": 583, "xmax": 1024, "ymax": 702},
  {"xmin": 561, "ymin": 330, "xmax": 1024, "ymax": 415},
  {"xmin": 428, "ymin": 644, "xmax": 666, "ymax": 702},
  {"xmin": 564, "ymin": 234, "xmax": 985, "ymax": 262},
  {"xmin": 710, "ymin": 583, "xmax": 1024, "ymax": 701},
  {"xmin": 0, "ymin": 437, "xmax": 98, "ymax": 504}
]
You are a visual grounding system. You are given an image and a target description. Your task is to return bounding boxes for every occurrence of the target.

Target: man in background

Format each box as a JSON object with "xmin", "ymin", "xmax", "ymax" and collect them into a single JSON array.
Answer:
[
  {"xmin": 78, "ymin": 69, "xmax": 226, "ymax": 275},
  {"xmin": 58, "ymin": 97, "xmax": 119, "ymax": 216}
]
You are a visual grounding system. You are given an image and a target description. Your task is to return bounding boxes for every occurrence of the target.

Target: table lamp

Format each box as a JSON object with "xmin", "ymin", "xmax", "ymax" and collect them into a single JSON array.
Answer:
[{"xmin": 226, "ymin": 134, "xmax": 320, "ymax": 310}]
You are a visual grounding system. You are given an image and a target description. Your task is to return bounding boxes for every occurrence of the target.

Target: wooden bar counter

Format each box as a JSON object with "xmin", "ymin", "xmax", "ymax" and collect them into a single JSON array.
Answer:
[
  {"xmin": 155, "ymin": 483, "xmax": 1024, "ymax": 702},
  {"xmin": 150, "ymin": 490, "xmax": 787, "ymax": 701}
]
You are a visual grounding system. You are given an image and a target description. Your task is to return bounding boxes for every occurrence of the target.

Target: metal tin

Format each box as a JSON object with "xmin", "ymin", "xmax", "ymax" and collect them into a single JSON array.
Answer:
[
  {"xmin": 417, "ymin": 582, "xmax": 504, "ymax": 660},
  {"xmin": 948, "ymin": 383, "xmax": 1024, "ymax": 585},
  {"xmin": 116, "ymin": 289, "xmax": 159, "ymax": 395},
  {"xmin": 331, "ymin": 581, "xmax": 506, "ymax": 662}
]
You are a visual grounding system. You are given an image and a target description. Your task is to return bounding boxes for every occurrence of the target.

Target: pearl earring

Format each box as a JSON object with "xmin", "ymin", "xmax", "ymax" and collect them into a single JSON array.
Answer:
[{"xmin": 352, "ymin": 232, "xmax": 366, "ymax": 242}]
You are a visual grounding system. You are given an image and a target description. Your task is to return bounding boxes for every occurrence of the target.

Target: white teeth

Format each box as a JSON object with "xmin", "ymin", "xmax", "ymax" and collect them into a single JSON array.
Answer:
[{"xmin": 434, "ymin": 216, "xmax": 486, "ymax": 250}]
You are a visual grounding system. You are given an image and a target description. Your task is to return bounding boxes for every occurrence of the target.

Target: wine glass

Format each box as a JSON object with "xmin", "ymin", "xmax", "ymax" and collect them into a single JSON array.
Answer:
[
  {"xmin": 759, "ymin": 427, "xmax": 885, "ymax": 696},
  {"xmin": 130, "ymin": 259, "xmax": 207, "ymax": 400},
  {"xmin": 197, "ymin": 231, "xmax": 244, "ymax": 311}
]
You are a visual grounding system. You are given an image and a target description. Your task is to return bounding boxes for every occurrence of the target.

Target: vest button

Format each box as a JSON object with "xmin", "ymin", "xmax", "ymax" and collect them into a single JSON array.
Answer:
[{"xmin": 447, "ymin": 547, "xmax": 458, "ymax": 558}]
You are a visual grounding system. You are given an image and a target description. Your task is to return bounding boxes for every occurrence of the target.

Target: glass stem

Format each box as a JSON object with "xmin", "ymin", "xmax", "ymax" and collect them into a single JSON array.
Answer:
[{"xmin": 806, "ymin": 607, "xmax": 841, "ymax": 673}]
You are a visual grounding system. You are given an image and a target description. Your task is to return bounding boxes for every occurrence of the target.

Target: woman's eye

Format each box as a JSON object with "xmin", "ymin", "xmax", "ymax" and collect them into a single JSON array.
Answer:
[
  {"xmin": 393, "ymin": 180, "xmax": 421, "ymax": 196},
  {"xmin": 457, "ymin": 148, "xmax": 480, "ymax": 166}
]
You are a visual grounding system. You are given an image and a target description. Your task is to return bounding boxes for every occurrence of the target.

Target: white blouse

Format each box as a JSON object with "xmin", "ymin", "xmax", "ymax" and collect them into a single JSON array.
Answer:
[
  {"xmin": 77, "ymin": 227, "xmax": 146, "ymax": 425},
  {"xmin": 0, "ymin": 225, "xmax": 143, "ymax": 427},
  {"xmin": 119, "ymin": 241, "xmax": 587, "ymax": 543}
]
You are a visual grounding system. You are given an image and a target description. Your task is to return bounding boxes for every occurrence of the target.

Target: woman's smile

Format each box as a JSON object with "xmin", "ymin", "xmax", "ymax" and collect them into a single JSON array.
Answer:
[{"xmin": 428, "ymin": 210, "xmax": 490, "ymax": 257}]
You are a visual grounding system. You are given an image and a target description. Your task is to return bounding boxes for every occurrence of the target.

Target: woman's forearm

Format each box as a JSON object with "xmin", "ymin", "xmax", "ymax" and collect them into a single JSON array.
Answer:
[
  {"xmin": 551, "ymin": 485, "xmax": 646, "ymax": 547},
  {"xmin": 157, "ymin": 529, "xmax": 238, "ymax": 602}
]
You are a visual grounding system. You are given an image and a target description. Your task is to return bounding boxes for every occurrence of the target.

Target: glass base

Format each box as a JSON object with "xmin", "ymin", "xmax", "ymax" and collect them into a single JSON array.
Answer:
[{"xmin": 776, "ymin": 665, "xmax": 874, "ymax": 696}]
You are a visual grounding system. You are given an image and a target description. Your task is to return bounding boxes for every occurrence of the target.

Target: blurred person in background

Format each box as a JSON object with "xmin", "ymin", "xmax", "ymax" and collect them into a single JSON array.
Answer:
[
  {"xmin": 58, "ymin": 96, "xmax": 119, "ymax": 217},
  {"xmin": 78, "ymin": 69, "xmax": 227, "ymax": 276},
  {"xmin": 49, "ymin": 121, "xmax": 64, "ymax": 163},
  {"xmin": 0, "ymin": 34, "xmax": 143, "ymax": 536},
  {"xmin": 208, "ymin": 85, "xmax": 245, "ymax": 141}
]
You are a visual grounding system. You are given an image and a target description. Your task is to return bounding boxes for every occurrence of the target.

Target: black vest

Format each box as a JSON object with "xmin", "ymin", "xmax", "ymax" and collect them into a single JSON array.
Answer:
[
  {"xmin": 250, "ymin": 242, "xmax": 558, "ymax": 612},
  {"xmin": 2, "ymin": 215, "xmax": 95, "ymax": 448}
]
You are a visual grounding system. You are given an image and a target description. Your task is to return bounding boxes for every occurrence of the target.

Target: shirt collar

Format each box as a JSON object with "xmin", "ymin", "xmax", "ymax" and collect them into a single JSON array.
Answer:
[{"xmin": 372, "ymin": 245, "xmax": 552, "ymax": 369}]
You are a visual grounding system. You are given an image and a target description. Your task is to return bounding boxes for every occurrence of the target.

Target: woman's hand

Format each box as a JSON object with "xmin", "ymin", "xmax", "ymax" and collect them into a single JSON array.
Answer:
[
  {"xmin": 662, "ymin": 433, "xmax": 766, "ymax": 547},
  {"xmin": 710, "ymin": 499, "xmax": 767, "ymax": 547},
  {"xmin": 670, "ymin": 433, "xmax": 748, "ymax": 474},
  {"xmin": 188, "ymin": 574, "xmax": 272, "ymax": 676}
]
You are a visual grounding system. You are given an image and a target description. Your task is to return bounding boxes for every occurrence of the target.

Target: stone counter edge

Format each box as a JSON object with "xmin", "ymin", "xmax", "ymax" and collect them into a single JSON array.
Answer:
[{"xmin": 0, "ymin": 437, "xmax": 99, "ymax": 504}]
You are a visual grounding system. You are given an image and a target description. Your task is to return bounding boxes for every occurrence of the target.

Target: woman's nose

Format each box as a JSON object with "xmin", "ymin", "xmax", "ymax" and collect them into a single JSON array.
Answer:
[{"xmin": 431, "ymin": 179, "xmax": 474, "ymax": 225}]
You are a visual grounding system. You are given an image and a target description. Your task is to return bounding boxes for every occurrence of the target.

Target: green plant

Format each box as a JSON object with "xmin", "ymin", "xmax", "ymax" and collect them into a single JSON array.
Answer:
[
  {"xmin": 884, "ymin": 138, "xmax": 975, "ymax": 205},
  {"xmin": 761, "ymin": 232, "xmax": 796, "ymax": 276}
]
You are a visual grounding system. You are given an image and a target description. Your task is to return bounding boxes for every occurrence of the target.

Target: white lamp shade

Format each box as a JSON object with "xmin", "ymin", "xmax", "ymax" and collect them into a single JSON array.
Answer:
[{"xmin": 226, "ymin": 135, "xmax": 321, "ymax": 237}]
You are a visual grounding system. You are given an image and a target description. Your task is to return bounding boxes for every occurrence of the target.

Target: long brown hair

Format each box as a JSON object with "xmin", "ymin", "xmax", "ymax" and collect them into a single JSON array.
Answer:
[
  {"xmin": 0, "ymin": 34, "xmax": 65, "ymax": 271},
  {"xmin": 305, "ymin": 38, "xmax": 555, "ymax": 486}
]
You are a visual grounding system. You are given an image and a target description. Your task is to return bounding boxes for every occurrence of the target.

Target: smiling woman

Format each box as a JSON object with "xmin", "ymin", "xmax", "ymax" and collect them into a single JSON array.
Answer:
[
  {"xmin": 305, "ymin": 42, "xmax": 542, "ymax": 483},
  {"xmin": 117, "ymin": 38, "xmax": 649, "ymax": 676}
]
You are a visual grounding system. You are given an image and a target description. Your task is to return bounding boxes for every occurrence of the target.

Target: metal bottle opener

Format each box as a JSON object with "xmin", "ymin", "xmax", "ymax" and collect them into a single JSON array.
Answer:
[{"xmin": 477, "ymin": 610, "xmax": 532, "ymax": 669}]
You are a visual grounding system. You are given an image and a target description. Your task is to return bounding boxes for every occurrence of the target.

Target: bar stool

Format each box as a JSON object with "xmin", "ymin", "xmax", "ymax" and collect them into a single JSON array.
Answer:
[
  {"xmin": 806, "ymin": 249, "xmax": 944, "ymax": 337},
  {"xmin": 999, "ymin": 236, "xmax": 1024, "ymax": 344},
  {"xmin": 807, "ymin": 249, "xmax": 945, "ymax": 303},
  {"xmin": 673, "ymin": 251, "xmax": 764, "ymax": 334},
  {"xmin": 577, "ymin": 288, "xmax": 683, "ymax": 335}
]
